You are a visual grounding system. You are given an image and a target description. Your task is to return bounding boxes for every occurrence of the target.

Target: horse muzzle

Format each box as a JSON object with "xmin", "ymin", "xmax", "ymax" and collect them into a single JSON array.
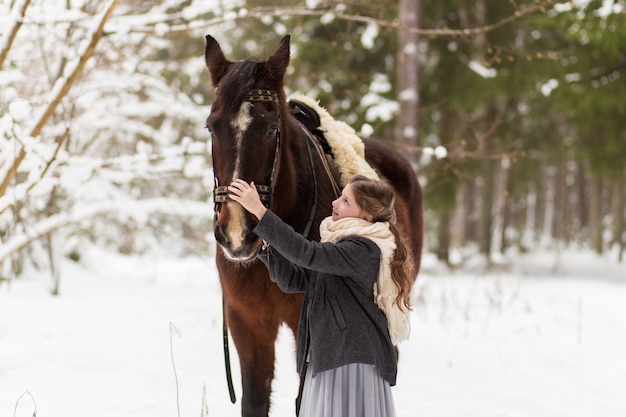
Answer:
[
  {"xmin": 214, "ymin": 202, "xmax": 263, "ymax": 262},
  {"xmin": 216, "ymin": 233, "xmax": 263, "ymax": 262}
]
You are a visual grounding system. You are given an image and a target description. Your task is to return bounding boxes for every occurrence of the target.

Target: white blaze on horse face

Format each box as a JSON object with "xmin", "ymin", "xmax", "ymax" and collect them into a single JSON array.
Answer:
[
  {"xmin": 226, "ymin": 202, "xmax": 246, "ymax": 251},
  {"xmin": 225, "ymin": 101, "xmax": 253, "ymax": 251},
  {"xmin": 230, "ymin": 101, "xmax": 253, "ymax": 176}
]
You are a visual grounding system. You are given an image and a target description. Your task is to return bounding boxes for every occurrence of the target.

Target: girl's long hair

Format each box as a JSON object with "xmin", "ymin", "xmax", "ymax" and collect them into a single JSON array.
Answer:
[{"xmin": 349, "ymin": 175, "xmax": 416, "ymax": 311}]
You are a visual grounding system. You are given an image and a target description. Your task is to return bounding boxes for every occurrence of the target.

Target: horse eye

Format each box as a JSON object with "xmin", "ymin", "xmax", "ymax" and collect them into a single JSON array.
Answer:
[
  {"xmin": 206, "ymin": 126, "xmax": 214, "ymax": 136},
  {"xmin": 266, "ymin": 126, "xmax": 279, "ymax": 137}
]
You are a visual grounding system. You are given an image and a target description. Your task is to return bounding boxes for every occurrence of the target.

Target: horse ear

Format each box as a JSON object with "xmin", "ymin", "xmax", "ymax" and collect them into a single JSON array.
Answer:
[
  {"xmin": 205, "ymin": 34, "xmax": 232, "ymax": 87},
  {"xmin": 265, "ymin": 34, "xmax": 291, "ymax": 83}
]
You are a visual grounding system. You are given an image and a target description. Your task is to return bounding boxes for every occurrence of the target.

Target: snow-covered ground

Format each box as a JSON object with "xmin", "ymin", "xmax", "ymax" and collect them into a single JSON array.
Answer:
[{"xmin": 1, "ymin": 245, "xmax": 625, "ymax": 417}]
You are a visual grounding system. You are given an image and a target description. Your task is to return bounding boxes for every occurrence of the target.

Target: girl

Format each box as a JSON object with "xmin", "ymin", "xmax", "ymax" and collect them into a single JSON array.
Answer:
[{"xmin": 228, "ymin": 175, "xmax": 415, "ymax": 417}]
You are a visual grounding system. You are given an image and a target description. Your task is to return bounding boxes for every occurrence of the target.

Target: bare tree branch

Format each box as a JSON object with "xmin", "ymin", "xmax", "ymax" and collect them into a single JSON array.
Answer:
[
  {"xmin": 108, "ymin": 1, "xmax": 555, "ymax": 38},
  {"xmin": 26, "ymin": 128, "xmax": 70, "ymax": 193},
  {"xmin": 0, "ymin": 205, "xmax": 116, "ymax": 263},
  {"xmin": 0, "ymin": 0, "xmax": 32, "ymax": 70},
  {"xmin": 0, "ymin": 198, "xmax": 211, "ymax": 264},
  {"xmin": 0, "ymin": 0, "xmax": 120, "ymax": 198}
]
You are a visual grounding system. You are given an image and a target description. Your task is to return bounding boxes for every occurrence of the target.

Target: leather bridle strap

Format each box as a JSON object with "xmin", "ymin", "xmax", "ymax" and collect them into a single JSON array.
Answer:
[
  {"xmin": 214, "ymin": 184, "xmax": 271, "ymax": 204},
  {"xmin": 301, "ymin": 127, "xmax": 318, "ymax": 239},
  {"xmin": 213, "ymin": 90, "xmax": 281, "ymax": 219},
  {"xmin": 246, "ymin": 89, "xmax": 280, "ymax": 104}
]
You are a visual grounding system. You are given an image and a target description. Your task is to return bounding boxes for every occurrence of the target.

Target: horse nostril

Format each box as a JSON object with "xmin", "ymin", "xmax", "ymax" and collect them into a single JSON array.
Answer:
[{"xmin": 214, "ymin": 222, "xmax": 228, "ymax": 245}]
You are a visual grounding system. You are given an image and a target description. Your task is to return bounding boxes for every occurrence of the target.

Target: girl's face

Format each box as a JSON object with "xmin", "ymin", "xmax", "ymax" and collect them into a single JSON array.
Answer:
[{"xmin": 331, "ymin": 183, "xmax": 372, "ymax": 222}]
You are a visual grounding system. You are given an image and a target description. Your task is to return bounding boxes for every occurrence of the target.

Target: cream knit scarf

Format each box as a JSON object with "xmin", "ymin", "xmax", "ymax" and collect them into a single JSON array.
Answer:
[{"xmin": 320, "ymin": 216, "xmax": 410, "ymax": 345}]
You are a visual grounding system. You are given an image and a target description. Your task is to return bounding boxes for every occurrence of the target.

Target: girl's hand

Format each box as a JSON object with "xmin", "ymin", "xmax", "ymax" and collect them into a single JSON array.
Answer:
[{"xmin": 228, "ymin": 179, "xmax": 268, "ymax": 220}]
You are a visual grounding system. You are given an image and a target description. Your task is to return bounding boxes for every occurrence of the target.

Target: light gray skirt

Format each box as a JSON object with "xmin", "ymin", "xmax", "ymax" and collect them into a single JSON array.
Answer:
[{"xmin": 298, "ymin": 362, "xmax": 396, "ymax": 417}]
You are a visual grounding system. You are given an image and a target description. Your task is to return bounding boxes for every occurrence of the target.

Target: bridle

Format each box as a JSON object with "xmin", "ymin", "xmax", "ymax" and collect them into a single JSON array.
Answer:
[
  {"xmin": 211, "ymin": 88, "xmax": 337, "ymax": 240},
  {"xmin": 212, "ymin": 89, "xmax": 282, "ymax": 221}
]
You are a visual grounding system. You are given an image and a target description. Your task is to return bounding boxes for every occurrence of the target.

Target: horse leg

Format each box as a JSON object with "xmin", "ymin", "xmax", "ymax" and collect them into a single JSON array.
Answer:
[
  {"xmin": 283, "ymin": 310, "xmax": 304, "ymax": 416},
  {"xmin": 227, "ymin": 306, "xmax": 279, "ymax": 417}
]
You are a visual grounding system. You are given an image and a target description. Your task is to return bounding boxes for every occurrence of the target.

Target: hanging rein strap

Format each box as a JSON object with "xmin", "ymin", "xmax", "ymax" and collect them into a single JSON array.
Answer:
[{"xmin": 222, "ymin": 297, "xmax": 236, "ymax": 403}]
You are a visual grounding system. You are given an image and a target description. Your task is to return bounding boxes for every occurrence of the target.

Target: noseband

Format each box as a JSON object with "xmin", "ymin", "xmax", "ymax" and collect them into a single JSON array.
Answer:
[{"xmin": 212, "ymin": 89, "xmax": 281, "ymax": 219}]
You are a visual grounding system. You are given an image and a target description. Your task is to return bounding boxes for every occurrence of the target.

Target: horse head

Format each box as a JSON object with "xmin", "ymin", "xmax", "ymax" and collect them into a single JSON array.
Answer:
[{"xmin": 204, "ymin": 35, "xmax": 290, "ymax": 262}]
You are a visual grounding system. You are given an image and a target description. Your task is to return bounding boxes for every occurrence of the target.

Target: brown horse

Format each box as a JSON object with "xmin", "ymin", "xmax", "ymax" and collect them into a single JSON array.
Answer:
[{"xmin": 204, "ymin": 34, "xmax": 423, "ymax": 417}]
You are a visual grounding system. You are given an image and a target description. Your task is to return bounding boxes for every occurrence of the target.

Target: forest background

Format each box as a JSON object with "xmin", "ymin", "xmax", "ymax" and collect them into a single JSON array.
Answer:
[{"xmin": 1, "ymin": 0, "xmax": 625, "ymax": 290}]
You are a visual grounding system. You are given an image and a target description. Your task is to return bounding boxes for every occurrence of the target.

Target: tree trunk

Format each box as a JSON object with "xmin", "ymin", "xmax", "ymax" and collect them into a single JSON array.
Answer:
[
  {"xmin": 395, "ymin": 0, "xmax": 420, "ymax": 167},
  {"xmin": 542, "ymin": 164, "xmax": 557, "ymax": 245},
  {"xmin": 47, "ymin": 233, "xmax": 61, "ymax": 295},
  {"xmin": 46, "ymin": 187, "xmax": 61, "ymax": 295},
  {"xmin": 504, "ymin": 162, "xmax": 523, "ymax": 252},
  {"xmin": 491, "ymin": 159, "xmax": 510, "ymax": 255},
  {"xmin": 588, "ymin": 174, "xmax": 603, "ymax": 253},
  {"xmin": 473, "ymin": 0, "xmax": 495, "ymax": 259},
  {"xmin": 533, "ymin": 171, "xmax": 546, "ymax": 244},
  {"xmin": 610, "ymin": 175, "xmax": 625, "ymax": 260},
  {"xmin": 552, "ymin": 149, "xmax": 567, "ymax": 243},
  {"xmin": 436, "ymin": 211, "xmax": 451, "ymax": 263},
  {"xmin": 452, "ymin": 182, "xmax": 468, "ymax": 248},
  {"xmin": 524, "ymin": 181, "xmax": 537, "ymax": 247},
  {"xmin": 466, "ymin": 180, "xmax": 479, "ymax": 244},
  {"xmin": 479, "ymin": 160, "xmax": 495, "ymax": 257},
  {"xmin": 436, "ymin": 103, "xmax": 455, "ymax": 263},
  {"xmin": 576, "ymin": 161, "xmax": 589, "ymax": 234}
]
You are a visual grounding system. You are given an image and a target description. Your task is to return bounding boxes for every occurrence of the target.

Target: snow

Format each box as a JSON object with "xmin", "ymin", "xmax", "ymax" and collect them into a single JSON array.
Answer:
[
  {"xmin": 540, "ymin": 78, "xmax": 560, "ymax": 97},
  {"xmin": 2, "ymin": 1, "xmax": 626, "ymax": 415},
  {"xmin": 0, "ymin": 0, "xmax": 28, "ymax": 55},
  {"xmin": 1, "ymin": 246, "xmax": 625, "ymax": 417},
  {"xmin": 468, "ymin": 60, "xmax": 498, "ymax": 79},
  {"xmin": 422, "ymin": 145, "xmax": 448, "ymax": 160},
  {"xmin": 554, "ymin": 0, "xmax": 624, "ymax": 17},
  {"xmin": 360, "ymin": 23, "xmax": 379, "ymax": 50}
]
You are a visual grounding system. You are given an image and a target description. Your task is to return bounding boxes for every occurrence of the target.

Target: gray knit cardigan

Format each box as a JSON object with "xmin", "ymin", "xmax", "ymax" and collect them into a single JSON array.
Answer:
[{"xmin": 255, "ymin": 210, "xmax": 398, "ymax": 386}]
